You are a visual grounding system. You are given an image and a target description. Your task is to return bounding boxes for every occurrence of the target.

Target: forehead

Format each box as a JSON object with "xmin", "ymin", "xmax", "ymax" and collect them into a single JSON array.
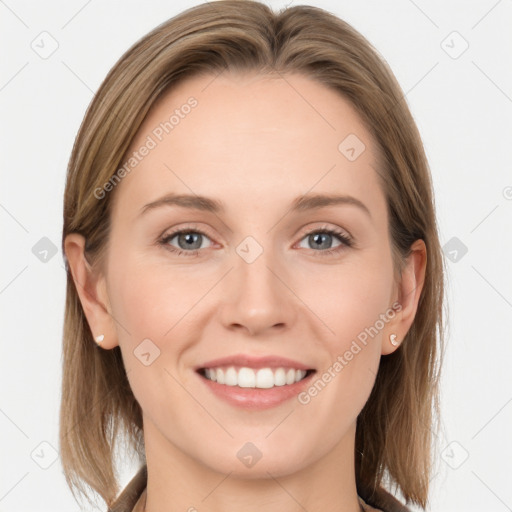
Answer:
[{"xmin": 111, "ymin": 71, "xmax": 385, "ymax": 221}]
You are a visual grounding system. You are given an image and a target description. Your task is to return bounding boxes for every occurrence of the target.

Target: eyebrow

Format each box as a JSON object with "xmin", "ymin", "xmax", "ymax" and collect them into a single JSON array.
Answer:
[{"xmin": 139, "ymin": 192, "xmax": 372, "ymax": 219}]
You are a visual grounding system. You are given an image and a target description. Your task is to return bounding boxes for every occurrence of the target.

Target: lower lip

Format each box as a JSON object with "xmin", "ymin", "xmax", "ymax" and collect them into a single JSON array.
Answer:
[{"xmin": 197, "ymin": 370, "xmax": 316, "ymax": 410}]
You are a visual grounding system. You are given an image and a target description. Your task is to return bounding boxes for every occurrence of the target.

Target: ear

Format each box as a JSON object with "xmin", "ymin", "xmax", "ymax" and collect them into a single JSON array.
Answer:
[
  {"xmin": 64, "ymin": 233, "xmax": 119, "ymax": 349},
  {"xmin": 381, "ymin": 239, "xmax": 427, "ymax": 356}
]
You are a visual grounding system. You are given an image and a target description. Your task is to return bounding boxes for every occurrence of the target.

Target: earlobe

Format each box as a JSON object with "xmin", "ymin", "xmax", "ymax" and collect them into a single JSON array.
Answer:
[
  {"xmin": 382, "ymin": 239, "xmax": 427, "ymax": 356},
  {"xmin": 64, "ymin": 233, "xmax": 118, "ymax": 350}
]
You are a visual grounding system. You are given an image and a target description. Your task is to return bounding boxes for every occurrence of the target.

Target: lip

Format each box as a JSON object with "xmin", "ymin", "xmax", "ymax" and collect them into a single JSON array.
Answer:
[
  {"xmin": 196, "ymin": 368, "xmax": 316, "ymax": 410},
  {"xmin": 195, "ymin": 353, "xmax": 314, "ymax": 372}
]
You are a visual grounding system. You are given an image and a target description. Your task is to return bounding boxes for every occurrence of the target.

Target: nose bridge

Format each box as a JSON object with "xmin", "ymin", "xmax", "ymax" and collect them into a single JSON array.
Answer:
[{"xmin": 221, "ymin": 236, "xmax": 296, "ymax": 335}]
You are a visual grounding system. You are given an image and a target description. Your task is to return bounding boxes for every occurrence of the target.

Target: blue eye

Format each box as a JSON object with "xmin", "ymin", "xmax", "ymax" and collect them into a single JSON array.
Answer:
[
  {"xmin": 159, "ymin": 229, "xmax": 212, "ymax": 256},
  {"xmin": 158, "ymin": 226, "xmax": 353, "ymax": 257},
  {"xmin": 297, "ymin": 228, "xmax": 353, "ymax": 256}
]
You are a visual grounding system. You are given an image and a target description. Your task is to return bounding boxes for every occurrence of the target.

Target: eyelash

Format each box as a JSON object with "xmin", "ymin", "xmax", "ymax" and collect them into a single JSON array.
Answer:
[{"xmin": 158, "ymin": 225, "xmax": 354, "ymax": 258}]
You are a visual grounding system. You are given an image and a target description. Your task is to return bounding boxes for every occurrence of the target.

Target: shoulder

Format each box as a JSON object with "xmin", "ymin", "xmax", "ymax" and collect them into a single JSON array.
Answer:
[
  {"xmin": 359, "ymin": 485, "xmax": 413, "ymax": 512},
  {"xmin": 109, "ymin": 464, "xmax": 412, "ymax": 512},
  {"xmin": 108, "ymin": 464, "xmax": 147, "ymax": 512}
]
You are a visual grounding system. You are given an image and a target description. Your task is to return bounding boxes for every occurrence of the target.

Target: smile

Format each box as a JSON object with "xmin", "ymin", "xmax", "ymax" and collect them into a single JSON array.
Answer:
[{"xmin": 198, "ymin": 366, "xmax": 314, "ymax": 389}]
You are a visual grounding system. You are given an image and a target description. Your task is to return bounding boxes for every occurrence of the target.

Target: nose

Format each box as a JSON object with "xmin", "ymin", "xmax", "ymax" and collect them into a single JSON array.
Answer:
[{"xmin": 219, "ymin": 248, "xmax": 297, "ymax": 337}]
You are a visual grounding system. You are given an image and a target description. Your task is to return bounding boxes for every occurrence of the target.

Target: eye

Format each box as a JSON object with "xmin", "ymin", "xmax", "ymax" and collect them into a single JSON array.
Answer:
[
  {"xmin": 158, "ymin": 224, "xmax": 354, "ymax": 258},
  {"xmin": 159, "ymin": 228, "xmax": 213, "ymax": 257},
  {"xmin": 296, "ymin": 227, "xmax": 353, "ymax": 256}
]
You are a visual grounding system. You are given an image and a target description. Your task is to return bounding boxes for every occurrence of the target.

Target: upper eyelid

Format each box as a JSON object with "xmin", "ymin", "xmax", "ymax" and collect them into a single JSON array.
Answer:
[
  {"xmin": 160, "ymin": 223, "xmax": 350, "ymax": 237},
  {"xmin": 160, "ymin": 224, "xmax": 352, "ymax": 247},
  {"xmin": 301, "ymin": 225, "xmax": 350, "ymax": 237},
  {"xmin": 160, "ymin": 224, "xmax": 216, "ymax": 243}
]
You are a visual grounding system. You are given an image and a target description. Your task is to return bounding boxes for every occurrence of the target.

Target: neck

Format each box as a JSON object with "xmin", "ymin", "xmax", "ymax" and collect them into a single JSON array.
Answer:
[{"xmin": 143, "ymin": 418, "xmax": 363, "ymax": 512}]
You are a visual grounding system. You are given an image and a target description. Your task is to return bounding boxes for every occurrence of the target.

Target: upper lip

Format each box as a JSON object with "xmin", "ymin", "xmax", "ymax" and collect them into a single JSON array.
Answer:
[{"xmin": 195, "ymin": 354, "xmax": 315, "ymax": 371}]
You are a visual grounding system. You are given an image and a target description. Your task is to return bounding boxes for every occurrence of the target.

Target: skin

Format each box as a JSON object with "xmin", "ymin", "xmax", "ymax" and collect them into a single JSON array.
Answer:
[{"xmin": 65, "ymin": 71, "xmax": 426, "ymax": 512}]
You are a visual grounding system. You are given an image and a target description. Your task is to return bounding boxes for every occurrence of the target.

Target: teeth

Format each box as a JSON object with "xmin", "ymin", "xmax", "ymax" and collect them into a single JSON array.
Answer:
[{"xmin": 203, "ymin": 366, "xmax": 308, "ymax": 388}]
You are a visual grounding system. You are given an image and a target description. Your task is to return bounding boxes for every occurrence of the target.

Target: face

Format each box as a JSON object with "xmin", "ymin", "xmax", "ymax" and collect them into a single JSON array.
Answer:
[{"xmin": 77, "ymin": 71, "xmax": 409, "ymax": 478}]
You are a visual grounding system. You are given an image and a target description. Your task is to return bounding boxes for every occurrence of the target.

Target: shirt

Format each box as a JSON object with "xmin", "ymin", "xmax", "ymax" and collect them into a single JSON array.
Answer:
[{"xmin": 108, "ymin": 464, "xmax": 412, "ymax": 512}]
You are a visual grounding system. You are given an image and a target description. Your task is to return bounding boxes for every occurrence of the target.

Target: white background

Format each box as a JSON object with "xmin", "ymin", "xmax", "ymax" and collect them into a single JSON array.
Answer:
[{"xmin": 1, "ymin": 0, "xmax": 511, "ymax": 511}]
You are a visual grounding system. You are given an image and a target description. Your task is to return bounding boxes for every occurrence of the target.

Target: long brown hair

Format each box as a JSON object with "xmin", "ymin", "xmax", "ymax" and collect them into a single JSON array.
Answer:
[{"xmin": 60, "ymin": 1, "xmax": 446, "ymax": 509}]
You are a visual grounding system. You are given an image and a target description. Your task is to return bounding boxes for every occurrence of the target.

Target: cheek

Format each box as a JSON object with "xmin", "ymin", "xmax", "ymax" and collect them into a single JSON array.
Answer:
[
  {"xmin": 107, "ymin": 250, "xmax": 204, "ymax": 337},
  {"xmin": 106, "ymin": 258, "xmax": 200, "ymax": 409},
  {"xmin": 294, "ymin": 262, "xmax": 392, "ymax": 426},
  {"xmin": 298, "ymin": 257, "xmax": 393, "ymax": 342}
]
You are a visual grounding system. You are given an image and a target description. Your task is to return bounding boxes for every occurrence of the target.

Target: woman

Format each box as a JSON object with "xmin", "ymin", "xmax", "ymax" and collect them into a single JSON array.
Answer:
[{"xmin": 60, "ymin": 1, "xmax": 446, "ymax": 511}]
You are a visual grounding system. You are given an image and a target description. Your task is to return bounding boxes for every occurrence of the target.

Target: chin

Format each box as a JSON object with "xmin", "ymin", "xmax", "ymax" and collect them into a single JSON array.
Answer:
[{"xmin": 197, "ymin": 442, "xmax": 312, "ymax": 479}]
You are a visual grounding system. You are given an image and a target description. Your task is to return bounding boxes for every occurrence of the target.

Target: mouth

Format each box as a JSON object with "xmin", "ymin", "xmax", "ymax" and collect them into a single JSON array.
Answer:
[{"xmin": 196, "ymin": 366, "xmax": 316, "ymax": 389}]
